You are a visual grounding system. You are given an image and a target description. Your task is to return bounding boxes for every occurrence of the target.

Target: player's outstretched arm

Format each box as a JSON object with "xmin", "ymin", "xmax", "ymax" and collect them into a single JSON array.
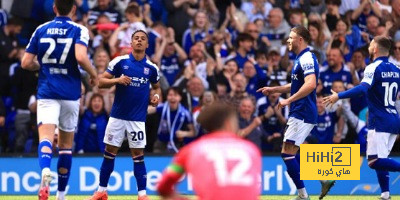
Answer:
[
  {"xmin": 323, "ymin": 83, "xmax": 369, "ymax": 107},
  {"xmin": 75, "ymin": 44, "xmax": 98, "ymax": 86},
  {"xmin": 21, "ymin": 52, "xmax": 40, "ymax": 71},
  {"xmin": 257, "ymin": 83, "xmax": 291, "ymax": 96},
  {"xmin": 157, "ymin": 163, "xmax": 186, "ymax": 199}
]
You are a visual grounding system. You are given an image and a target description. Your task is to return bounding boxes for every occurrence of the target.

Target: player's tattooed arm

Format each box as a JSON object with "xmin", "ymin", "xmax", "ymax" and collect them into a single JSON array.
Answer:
[{"xmin": 21, "ymin": 52, "xmax": 40, "ymax": 71}]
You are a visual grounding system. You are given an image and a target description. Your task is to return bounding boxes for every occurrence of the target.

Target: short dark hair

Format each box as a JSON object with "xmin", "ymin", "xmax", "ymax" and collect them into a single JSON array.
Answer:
[
  {"xmin": 131, "ymin": 29, "xmax": 149, "ymax": 40},
  {"xmin": 197, "ymin": 102, "xmax": 237, "ymax": 132},
  {"xmin": 374, "ymin": 36, "xmax": 392, "ymax": 55},
  {"xmin": 54, "ymin": 0, "xmax": 74, "ymax": 16},
  {"xmin": 236, "ymin": 33, "xmax": 254, "ymax": 46},
  {"xmin": 166, "ymin": 87, "xmax": 182, "ymax": 98},
  {"xmin": 325, "ymin": 0, "xmax": 341, "ymax": 6},
  {"xmin": 7, "ymin": 17, "xmax": 24, "ymax": 26},
  {"xmin": 291, "ymin": 26, "xmax": 311, "ymax": 44}
]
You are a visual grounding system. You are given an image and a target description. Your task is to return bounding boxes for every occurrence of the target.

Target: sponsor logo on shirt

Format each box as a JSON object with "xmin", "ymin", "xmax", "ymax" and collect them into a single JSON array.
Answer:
[{"xmin": 291, "ymin": 74, "xmax": 298, "ymax": 80}]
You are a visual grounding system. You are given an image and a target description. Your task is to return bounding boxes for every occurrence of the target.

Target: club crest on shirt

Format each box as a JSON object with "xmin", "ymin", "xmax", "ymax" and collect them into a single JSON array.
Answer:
[{"xmin": 144, "ymin": 67, "xmax": 149, "ymax": 75}]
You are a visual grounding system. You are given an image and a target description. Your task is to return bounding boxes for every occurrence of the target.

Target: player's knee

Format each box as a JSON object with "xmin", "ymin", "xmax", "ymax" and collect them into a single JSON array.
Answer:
[
  {"xmin": 58, "ymin": 167, "xmax": 68, "ymax": 174},
  {"xmin": 40, "ymin": 146, "xmax": 52, "ymax": 154},
  {"xmin": 368, "ymin": 158, "xmax": 378, "ymax": 168}
]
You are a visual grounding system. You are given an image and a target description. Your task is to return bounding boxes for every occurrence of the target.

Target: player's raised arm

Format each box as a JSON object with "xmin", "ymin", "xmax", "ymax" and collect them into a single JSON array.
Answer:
[{"xmin": 75, "ymin": 44, "xmax": 98, "ymax": 86}]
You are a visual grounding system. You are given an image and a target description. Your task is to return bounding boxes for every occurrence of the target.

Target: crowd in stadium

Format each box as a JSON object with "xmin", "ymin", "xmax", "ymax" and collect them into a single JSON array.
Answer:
[{"xmin": 1, "ymin": 0, "xmax": 400, "ymax": 154}]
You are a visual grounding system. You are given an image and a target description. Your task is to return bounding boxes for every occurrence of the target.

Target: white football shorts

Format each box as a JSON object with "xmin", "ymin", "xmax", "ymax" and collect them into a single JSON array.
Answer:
[
  {"xmin": 367, "ymin": 129, "xmax": 397, "ymax": 159},
  {"xmin": 283, "ymin": 117, "xmax": 315, "ymax": 146},
  {"xmin": 37, "ymin": 99, "xmax": 80, "ymax": 132},
  {"xmin": 104, "ymin": 117, "xmax": 146, "ymax": 149}
]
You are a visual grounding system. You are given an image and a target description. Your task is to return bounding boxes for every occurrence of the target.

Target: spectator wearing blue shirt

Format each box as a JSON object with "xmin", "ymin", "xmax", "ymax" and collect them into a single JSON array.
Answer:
[
  {"xmin": 153, "ymin": 28, "xmax": 188, "ymax": 86},
  {"xmin": 310, "ymin": 94, "xmax": 338, "ymax": 144},
  {"xmin": 75, "ymin": 94, "xmax": 108, "ymax": 153},
  {"xmin": 182, "ymin": 10, "xmax": 213, "ymax": 54},
  {"xmin": 146, "ymin": 22, "xmax": 166, "ymax": 58},
  {"xmin": 351, "ymin": 0, "xmax": 382, "ymax": 32},
  {"xmin": 149, "ymin": 87, "xmax": 195, "ymax": 153},
  {"xmin": 234, "ymin": 33, "xmax": 254, "ymax": 69},
  {"xmin": 320, "ymin": 48, "xmax": 356, "ymax": 94},
  {"xmin": 242, "ymin": 60, "xmax": 268, "ymax": 100}
]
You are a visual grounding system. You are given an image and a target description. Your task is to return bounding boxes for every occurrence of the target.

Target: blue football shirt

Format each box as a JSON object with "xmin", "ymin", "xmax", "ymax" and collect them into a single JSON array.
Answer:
[
  {"xmin": 107, "ymin": 54, "xmax": 160, "ymax": 122},
  {"xmin": 289, "ymin": 47, "xmax": 319, "ymax": 124},
  {"xmin": 26, "ymin": 16, "xmax": 89, "ymax": 100},
  {"xmin": 361, "ymin": 57, "xmax": 400, "ymax": 134}
]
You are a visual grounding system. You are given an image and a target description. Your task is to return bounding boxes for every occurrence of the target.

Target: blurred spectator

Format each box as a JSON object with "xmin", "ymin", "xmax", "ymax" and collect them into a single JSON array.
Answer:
[
  {"xmin": 177, "ymin": 76, "xmax": 205, "ymax": 112},
  {"xmin": 11, "ymin": 48, "xmax": 38, "ymax": 153},
  {"xmin": 391, "ymin": 0, "xmax": 400, "ymax": 41},
  {"xmin": 116, "ymin": 4, "xmax": 146, "ymax": 50},
  {"xmin": 338, "ymin": 0, "xmax": 359, "ymax": 15},
  {"xmin": 320, "ymin": 48, "xmax": 354, "ymax": 94},
  {"xmin": 256, "ymin": 81, "xmax": 286, "ymax": 152},
  {"xmin": 234, "ymin": 33, "xmax": 254, "ymax": 69},
  {"xmin": 0, "ymin": 17, "xmax": 23, "ymax": 96},
  {"xmin": 179, "ymin": 42, "xmax": 209, "ymax": 89},
  {"xmin": 288, "ymin": 8, "xmax": 305, "ymax": 27},
  {"xmin": 192, "ymin": 90, "xmax": 218, "ymax": 138},
  {"xmin": 365, "ymin": 15, "xmax": 380, "ymax": 37},
  {"xmin": 242, "ymin": 60, "xmax": 268, "ymax": 99},
  {"xmin": 91, "ymin": 15, "xmax": 115, "ymax": 54},
  {"xmin": 147, "ymin": 22, "xmax": 166, "ymax": 58},
  {"xmin": 0, "ymin": 98, "xmax": 6, "ymax": 153},
  {"xmin": 308, "ymin": 21, "xmax": 329, "ymax": 63},
  {"xmin": 87, "ymin": 0, "xmax": 121, "ymax": 25},
  {"xmin": 199, "ymin": 0, "xmax": 219, "ymax": 29},
  {"xmin": 241, "ymin": 0, "xmax": 272, "ymax": 22},
  {"xmin": 92, "ymin": 48, "xmax": 110, "ymax": 74},
  {"xmin": 266, "ymin": 47, "xmax": 288, "ymax": 86},
  {"xmin": 261, "ymin": 8, "xmax": 291, "ymax": 49},
  {"xmin": 153, "ymin": 27, "xmax": 187, "ymax": 86},
  {"xmin": 209, "ymin": 30, "xmax": 232, "ymax": 62},
  {"xmin": 324, "ymin": 0, "xmax": 341, "ymax": 32},
  {"xmin": 377, "ymin": 0, "xmax": 392, "ymax": 13},
  {"xmin": 221, "ymin": 73, "xmax": 255, "ymax": 108},
  {"xmin": 149, "ymin": 87, "xmax": 195, "ymax": 153},
  {"xmin": 310, "ymin": 94, "xmax": 338, "ymax": 144},
  {"xmin": 163, "ymin": 0, "xmax": 197, "ymax": 46},
  {"xmin": 351, "ymin": 0, "xmax": 382, "ymax": 32},
  {"xmin": 75, "ymin": 93, "xmax": 108, "ymax": 153},
  {"xmin": 182, "ymin": 10, "xmax": 212, "ymax": 54},
  {"xmin": 308, "ymin": 12, "xmax": 332, "ymax": 40},
  {"xmin": 390, "ymin": 40, "xmax": 400, "ymax": 67},
  {"xmin": 238, "ymin": 97, "xmax": 266, "ymax": 149},
  {"xmin": 215, "ymin": 59, "xmax": 239, "ymax": 97},
  {"xmin": 310, "ymin": 0, "xmax": 326, "ymax": 14},
  {"xmin": 245, "ymin": 22, "xmax": 268, "ymax": 53}
]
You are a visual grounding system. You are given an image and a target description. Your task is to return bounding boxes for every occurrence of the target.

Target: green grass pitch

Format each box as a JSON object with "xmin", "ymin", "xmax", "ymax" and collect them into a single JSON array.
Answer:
[{"xmin": 0, "ymin": 195, "xmax": 399, "ymax": 200}]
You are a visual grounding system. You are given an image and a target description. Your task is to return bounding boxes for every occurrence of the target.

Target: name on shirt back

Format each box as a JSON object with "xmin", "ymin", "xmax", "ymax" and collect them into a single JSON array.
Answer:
[
  {"xmin": 46, "ymin": 28, "xmax": 68, "ymax": 35},
  {"xmin": 381, "ymin": 72, "xmax": 399, "ymax": 78}
]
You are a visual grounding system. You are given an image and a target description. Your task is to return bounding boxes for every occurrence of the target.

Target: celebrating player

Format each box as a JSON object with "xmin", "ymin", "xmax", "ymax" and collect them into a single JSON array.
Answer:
[
  {"xmin": 257, "ymin": 26, "xmax": 334, "ymax": 200},
  {"xmin": 21, "ymin": 0, "xmax": 98, "ymax": 199},
  {"xmin": 324, "ymin": 36, "xmax": 400, "ymax": 200},
  {"xmin": 87, "ymin": 30, "xmax": 161, "ymax": 200},
  {"xmin": 157, "ymin": 102, "xmax": 261, "ymax": 200}
]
